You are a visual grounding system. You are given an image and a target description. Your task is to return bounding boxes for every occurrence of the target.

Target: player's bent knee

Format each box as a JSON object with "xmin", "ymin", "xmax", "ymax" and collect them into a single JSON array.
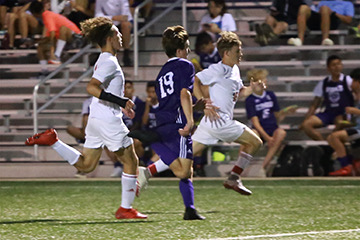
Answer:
[{"xmin": 81, "ymin": 162, "xmax": 97, "ymax": 173}]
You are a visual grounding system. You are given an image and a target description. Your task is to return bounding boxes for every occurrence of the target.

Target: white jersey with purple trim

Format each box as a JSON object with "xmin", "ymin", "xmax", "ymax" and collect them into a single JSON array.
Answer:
[
  {"xmin": 89, "ymin": 52, "xmax": 125, "ymax": 122},
  {"xmin": 196, "ymin": 61, "xmax": 243, "ymax": 127}
]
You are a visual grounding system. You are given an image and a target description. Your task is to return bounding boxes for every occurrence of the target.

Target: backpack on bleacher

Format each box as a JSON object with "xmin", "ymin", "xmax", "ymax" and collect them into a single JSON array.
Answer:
[
  {"xmin": 272, "ymin": 145, "xmax": 306, "ymax": 177},
  {"xmin": 301, "ymin": 146, "xmax": 325, "ymax": 176}
]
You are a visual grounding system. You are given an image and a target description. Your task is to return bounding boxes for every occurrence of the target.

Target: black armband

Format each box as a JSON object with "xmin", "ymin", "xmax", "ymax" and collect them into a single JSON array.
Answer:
[{"xmin": 99, "ymin": 89, "xmax": 129, "ymax": 108}]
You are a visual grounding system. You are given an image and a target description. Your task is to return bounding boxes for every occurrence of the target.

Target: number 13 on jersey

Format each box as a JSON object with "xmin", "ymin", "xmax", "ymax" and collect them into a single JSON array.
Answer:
[{"xmin": 159, "ymin": 72, "xmax": 174, "ymax": 98}]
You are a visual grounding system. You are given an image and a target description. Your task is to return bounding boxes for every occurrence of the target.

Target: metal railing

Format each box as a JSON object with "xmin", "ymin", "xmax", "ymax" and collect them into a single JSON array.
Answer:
[
  {"xmin": 32, "ymin": 44, "xmax": 94, "ymax": 160},
  {"xmin": 133, "ymin": 0, "xmax": 187, "ymax": 76}
]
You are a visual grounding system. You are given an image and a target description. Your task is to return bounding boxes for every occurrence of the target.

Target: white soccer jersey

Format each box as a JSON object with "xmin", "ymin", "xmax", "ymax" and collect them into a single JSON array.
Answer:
[
  {"xmin": 196, "ymin": 61, "xmax": 243, "ymax": 126},
  {"xmin": 89, "ymin": 52, "xmax": 125, "ymax": 122}
]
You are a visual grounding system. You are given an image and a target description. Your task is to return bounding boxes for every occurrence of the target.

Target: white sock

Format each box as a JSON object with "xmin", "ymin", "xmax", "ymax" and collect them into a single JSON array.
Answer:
[
  {"xmin": 39, "ymin": 60, "xmax": 47, "ymax": 71},
  {"xmin": 235, "ymin": 152, "xmax": 253, "ymax": 170},
  {"xmin": 54, "ymin": 39, "xmax": 66, "ymax": 58},
  {"xmin": 121, "ymin": 172, "xmax": 137, "ymax": 209},
  {"xmin": 51, "ymin": 140, "xmax": 81, "ymax": 165},
  {"xmin": 154, "ymin": 159, "xmax": 169, "ymax": 173}
]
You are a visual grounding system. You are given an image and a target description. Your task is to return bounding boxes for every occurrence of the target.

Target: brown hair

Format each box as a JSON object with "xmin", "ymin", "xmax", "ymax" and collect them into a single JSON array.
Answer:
[
  {"xmin": 208, "ymin": 0, "xmax": 228, "ymax": 17},
  {"xmin": 216, "ymin": 31, "xmax": 241, "ymax": 57},
  {"xmin": 162, "ymin": 25, "xmax": 189, "ymax": 58},
  {"xmin": 80, "ymin": 17, "xmax": 115, "ymax": 47}
]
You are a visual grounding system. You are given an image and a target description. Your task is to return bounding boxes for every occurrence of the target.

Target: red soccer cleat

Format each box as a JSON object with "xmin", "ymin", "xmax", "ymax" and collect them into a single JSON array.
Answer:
[
  {"xmin": 115, "ymin": 207, "xmax": 147, "ymax": 219},
  {"xmin": 329, "ymin": 165, "xmax": 353, "ymax": 176},
  {"xmin": 25, "ymin": 129, "xmax": 58, "ymax": 146}
]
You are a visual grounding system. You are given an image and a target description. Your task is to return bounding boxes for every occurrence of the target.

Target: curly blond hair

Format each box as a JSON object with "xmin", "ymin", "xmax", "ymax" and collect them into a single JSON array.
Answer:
[{"xmin": 80, "ymin": 17, "xmax": 115, "ymax": 47}]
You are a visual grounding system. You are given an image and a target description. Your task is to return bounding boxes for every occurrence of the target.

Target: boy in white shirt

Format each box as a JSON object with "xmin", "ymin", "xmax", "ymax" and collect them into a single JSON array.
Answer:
[
  {"xmin": 192, "ymin": 31, "xmax": 263, "ymax": 195},
  {"xmin": 25, "ymin": 17, "xmax": 146, "ymax": 219}
]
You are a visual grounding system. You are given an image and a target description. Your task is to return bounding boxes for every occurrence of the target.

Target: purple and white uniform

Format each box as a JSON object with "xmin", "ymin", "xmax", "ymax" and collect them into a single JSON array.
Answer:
[
  {"xmin": 245, "ymin": 91, "xmax": 280, "ymax": 137},
  {"xmin": 151, "ymin": 57, "xmax": 195, "ymax": 165}
]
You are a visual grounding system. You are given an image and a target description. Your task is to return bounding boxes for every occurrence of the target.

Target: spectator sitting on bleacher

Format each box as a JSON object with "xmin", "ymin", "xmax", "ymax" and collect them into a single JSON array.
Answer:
[
  {"xmin": 255, "ymin": 0, "xmax": 312, "ymax": 46},
  {"xmin": 0, "ymin": 3, "xmax": 7, "ymax": 32},
  {"xmin": 301, "ymin": 55, "xmax": 354, "ymax": 140},
  {"xmin": 29, "ymin": 1, "xmax": 81, "ymax": 70},
  {"xmin": 245, "ymin": 69, "xmax": 298, "ymax": 177},
  {"xmin": 327, "ymin": 68, "xmax": 360, "ymax": 176},
  {"xmin": 198, "ymin": 0, "xmax": 236, "ymax": 39},
  {"xmin": 192, "ymin": 31, "xmax": 221, "ymax": 72},
  {"xmin": 129, "ymin": 0, "xmax": 153, "ymax": 20},
  {"xmin": 66, "ymin": 0, "xmax": 95, "ymax": 28},
  {"xmin": 4, "ymin": 0, "xmax": 41, "ymax": 49},
  {"xmin": 288, "ymin": 0, "xmax": 354, "ymax": 46},
  {"xmin": 95, "ymin": 0, "xmax": 133, "ymax": 67}
]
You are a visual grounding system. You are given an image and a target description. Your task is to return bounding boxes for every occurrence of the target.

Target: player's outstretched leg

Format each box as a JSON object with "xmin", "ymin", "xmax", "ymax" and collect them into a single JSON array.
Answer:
[{"xmin": 26, "ymin": 128, "xmax": 81, "ymax": 166}]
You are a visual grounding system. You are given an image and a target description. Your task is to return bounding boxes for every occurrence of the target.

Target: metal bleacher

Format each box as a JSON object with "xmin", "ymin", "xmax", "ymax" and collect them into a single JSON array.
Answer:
[{"xmin": 0, "ymin": 0, "xmax": 359, "ymax": 177}]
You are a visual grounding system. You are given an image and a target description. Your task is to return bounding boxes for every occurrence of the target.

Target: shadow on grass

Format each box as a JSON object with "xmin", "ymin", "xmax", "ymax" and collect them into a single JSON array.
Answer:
[
  {"xmin": 55, "ymin": 220, "xmax": 155, "ymax": 225},
  {"xmin": 0, "ymin": 219, "xmax": 64, "ymax": 225},
  {"xmin": 0, "ymin": 219, "xmax": 155, "ymax": 225},
  {"xmin": 141, "ymin": 210, "xmax": 220, "ymax": 215}
]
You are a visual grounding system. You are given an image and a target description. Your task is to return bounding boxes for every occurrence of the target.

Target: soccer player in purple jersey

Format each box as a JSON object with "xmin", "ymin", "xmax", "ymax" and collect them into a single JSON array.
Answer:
[
  {"xmin": 245, "ymin": 69, "xmax": 297, "ymax": 177},
  {"xmin": 145, "ymin": 25, "xmax": 205, "ymax": 220}
]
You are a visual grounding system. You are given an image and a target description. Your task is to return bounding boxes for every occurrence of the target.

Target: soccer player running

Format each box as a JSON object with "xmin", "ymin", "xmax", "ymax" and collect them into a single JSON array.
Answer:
[
  {"xmin": 25, "ymin": 17, "xmax": 147, "ymax": 219},
  {"xmin": 192, "ymin": 31, "xmax": 263, "ymax": 195},
  {"xmin": 148, "ymin": 25, "xmax": 208, "ymax": 220}
]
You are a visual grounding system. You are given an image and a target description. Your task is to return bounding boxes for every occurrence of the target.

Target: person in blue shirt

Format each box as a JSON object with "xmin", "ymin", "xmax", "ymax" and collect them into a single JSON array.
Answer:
[
  {"xmin": 245, "ymin": 69, "xmax": 297, "ymax": 176},
  {"xmin": 327, "ymin": 68, "xmax": 360, "ymax": 176},
  {"xmin": 288, "ymin": 0, "xmax": 354, "ymax": 46}
]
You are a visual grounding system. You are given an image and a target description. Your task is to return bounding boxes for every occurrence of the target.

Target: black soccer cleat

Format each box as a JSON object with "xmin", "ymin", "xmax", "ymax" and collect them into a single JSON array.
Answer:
[{"xmin": 183, "ymin": 207, "xmax": 205, "ymax": 220}]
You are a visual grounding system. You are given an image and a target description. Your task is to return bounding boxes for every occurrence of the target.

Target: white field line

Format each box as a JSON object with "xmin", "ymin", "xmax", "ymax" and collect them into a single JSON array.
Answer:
[
  {"xmin": 201, "ymin": 228, "xmax": 360, "ymax": 240},
  {"xmin": 1, "ymin": 185, "xmax": 360, "ymax": 189}
]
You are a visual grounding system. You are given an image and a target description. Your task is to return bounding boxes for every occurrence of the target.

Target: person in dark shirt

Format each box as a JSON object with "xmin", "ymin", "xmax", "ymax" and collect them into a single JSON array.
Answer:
[
  {"xmin": 139, "ymin": 25, "xmax": 206, "ymax": 221},
  {"xmin": 193, "ymin": 31, "xmax": 221, "ymax": 72},
  {"xmin": 327, "ymin": 68, "xmax": 360, "ymax": 176},
  {"xmin": 301, "ymin": 55, "xmax": 354, "ymax": 140},
  {"xmin": 245, "ymin": 69, "xmax": 297, "ymax": 176}
]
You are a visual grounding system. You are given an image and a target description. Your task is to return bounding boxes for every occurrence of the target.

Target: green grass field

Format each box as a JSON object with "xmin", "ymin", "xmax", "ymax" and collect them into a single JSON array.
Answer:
[{"xmin": 1, "ymin": 179, "xmax": 360, "ymax": 240}]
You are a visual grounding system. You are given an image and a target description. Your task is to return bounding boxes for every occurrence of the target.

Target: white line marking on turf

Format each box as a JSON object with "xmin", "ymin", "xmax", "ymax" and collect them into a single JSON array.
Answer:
[{"xmin": 202, "ymin": 228, "xmax": 360, "ymax": 240}]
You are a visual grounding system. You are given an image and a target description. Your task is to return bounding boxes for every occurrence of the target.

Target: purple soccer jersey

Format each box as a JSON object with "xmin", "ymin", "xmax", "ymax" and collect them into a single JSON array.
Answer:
[
  {"xmin": 155, "ymin": 58, "xmax": 194, "ymax": 128},
  {"xmin": 151, "ymin": 58, "xmax": 195, "ymax": 165},
  {"xmin": 245, "ymin": 91, "xmax": 280, "ymax": 136}
]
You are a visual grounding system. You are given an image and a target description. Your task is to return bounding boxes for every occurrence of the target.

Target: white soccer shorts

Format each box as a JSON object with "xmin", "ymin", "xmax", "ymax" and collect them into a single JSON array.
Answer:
[
  {"xmin": 192, "ymin": 119, "xmax": 247, "ymax": 145},
  {"xmin": 84, "ymin": 117, "xmax": 133, "ymax": 152}
]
